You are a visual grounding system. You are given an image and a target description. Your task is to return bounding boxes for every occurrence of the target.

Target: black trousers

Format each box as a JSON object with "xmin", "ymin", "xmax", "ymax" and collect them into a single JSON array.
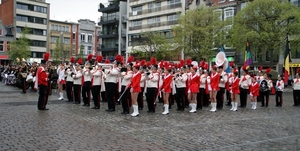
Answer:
[
  {"xmin": 226, "ymin": 89, "xmax": 232, "ymax": 105},
  {"xmin": 200, "ymin": 88, "xmax": 209, "ymax": 107},
  {"xmin": 105, "ymin": 82, "xmax": 117, "ymax": 110},
  {"xmin": 239, "ymin": 88, "xmax": 248, "ymax": 107},
  {"xmin": 21, "ymin": 78, "xmax": 26, "ymax": 93},
  {"xmin": 275, "ymin": 91, "xmax": 283, "ymax": 106},
  {"xmin": 146, "ymin": 87, "xmax": 157, "ymax": 112},
  {"xmin": 176, "ymin": 87, "xmax": 186, "ymax": 110},
  {"xmin": 66, "ymin": 81, "xmax": 73, "ymax": 101},
  {"xmin": 92, "ymin": 85, "xmax": 101, "ymax": 108},
  {"xmin": 82, "ymin": 81, "xmax": 91, "ymax": 105},
  {"xmin": 73, "ymin": 84, "xmax": 81, "ymax": 103},
  {"xmin": 38, "ymin": 85, "xmax": 49, "ymax": 110},
  {"xmin": 293, "ymin": 90, "xmax": 300, "ymax": 106},
  {"xmin": 217, "ymin": 87, "xmax": 225, "ymax": 109},
  {"xmin": 137, "ymin": 87, "xmax": 144, "ymax": 109},
  {"xmin": 121, "ymin": 85, "xmax": 130, "ymax": 112},
  {"xmin": 260, "ymin": 90, "xmax": 270, "ymax": 106}
]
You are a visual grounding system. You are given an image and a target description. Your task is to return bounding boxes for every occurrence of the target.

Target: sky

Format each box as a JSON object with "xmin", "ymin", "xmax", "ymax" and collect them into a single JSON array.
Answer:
[{"xmin": 46, "ymin": 0, "xmax": 107, "ymax": 23}]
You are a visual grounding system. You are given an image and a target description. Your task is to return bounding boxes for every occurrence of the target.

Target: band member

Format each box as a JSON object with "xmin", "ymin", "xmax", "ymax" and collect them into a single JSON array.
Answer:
[
  {"xmin": 275, "ymin": 75, "xmax": 284, "ymax": 107},
  {"xmin": 161, "ymin": 66, "xmax": 173, "ymax": 115},
  {"xmin": 230, "ymin": 70, "xmax": 239, "ymax": 111},
  {"xmin": 105, "ymin": 62, "xmax": 120, "ymax": 112},
  {"xmin": 35, "ymin": 53, "xmax": 49, "ymax": 110},
  {"xmin": 20, "ymin": 60, "xmax": 28, "ymax": 94},
  {"xmin": 82, "ymin": 64, "xmax": 92, "ymax": 106},
  {"xmin": 47, "ymin": 60, "xmax": 55, "ymax": 95},
  {"xmin": 239, "ymin": 65, "xmax": 251, "ymax": 108},
  {"xmin": 249, "ymin": 76, "xmax": 259, "ymax": 110},
  {"xmin": 29, "ymin": 61, "xmax": 38, "ymax": 92},
  {"xmin": 175, "ymin": 67, "xmax": 187, "ymax": 111},
  {"xmin": 255, "ymin": 67, "xmax": 264, "ymax": 102},
  {"xmin": 188, "ymin": 66, "xmax": 200, "ymax": 113},
  {"xmin": 57, "ymin": 64, "xmax": 66, "ymax": 100},
  {"xmin": 128, "ymin": 64, "xmax": 141, "ymax": 117},
  {"xmin": 146, "ymin": 65, "xmax": 159, "ymax": 113},
  {"xmin": 120, "ymin": 64, "xmax": 133, "ymax": 114},
  {"xmin": 210, "ymin": 65, "xmax": 220, "ymax": 112},
  {"xmin": 293, "ymin": 71, "xmax": 300, "ymax": 106},
  {"xmin": 217, "ymin": 66, "xmax": 228, "ymax": 110},
  {"xmin": 65, "ymin": 65, "xmax": 74, "ymax": 102},
  {"xmin": 260, "ymin": 73, "xmax": 270, "ymax": 107},
  {"xmin": 138, "ymin": 66, "xmax": 147, "ymax": 110},
  {"xmin": 91, "ymin": 65, "xmax": 103, "ymax": 109},
  {"xmin": 265, "ymin": 73, "xmax": 273, "ymax": 107},
  {"xmin": 226, "ymin": 62, "xmax": 234, "ymax": 106},
  {"xmin": 201, "ymin": 65, "xmax": 209, "ymax": 107},
  {"xmin": 72, "ymin": 61, "xmax": 83, "ymax": 104}
]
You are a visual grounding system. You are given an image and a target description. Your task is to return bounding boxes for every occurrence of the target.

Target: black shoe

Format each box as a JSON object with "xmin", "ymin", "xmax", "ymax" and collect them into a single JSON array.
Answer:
[
  {"xmin": 82, "ymin": 104, "xmax": 87, "ymax": 106},
  {"xmin": 138, "ymin": 108, "xmax": 143, "ymax": 110},
  {"xmin": 21, "ymin": 92, "xmax": 26, "ymax": 94},
  {"xmin": 91, "ymin": 106, "xmax": 100, "ymax": 109},
  {"xmin": 86, "ymin": 104, "xmax": 90, "ymax": 107},
  {"xmin": 106, "ymin": 109, "xmax": 115, "ymax": 112},
  {"xmin": 42, "ymin": 108, "xmax": 49, "ymax": 110},
  {"xmin": 176, "ymin": 108, "xmax": 184, "ymax": 111},
  {"xmin": 121, "ymin": 111, "xmax": 129, "ymax": 114},
  {"xmin": 75, "ymin": 102, "xmax": 80, "ymax": 104},
  {"xmin": 261, "ymin": 105, "xmax": 265, "ymax": 107}
]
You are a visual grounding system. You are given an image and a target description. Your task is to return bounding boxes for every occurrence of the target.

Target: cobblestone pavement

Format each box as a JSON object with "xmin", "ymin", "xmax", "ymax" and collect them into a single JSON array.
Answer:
[{"xmin": 0, "ymin": 82, "xmax": 300, "ymax": 151}]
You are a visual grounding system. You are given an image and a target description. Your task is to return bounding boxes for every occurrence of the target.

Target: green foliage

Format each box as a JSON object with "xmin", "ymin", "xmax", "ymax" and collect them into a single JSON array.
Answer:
[
  {"xmin": 53, "ymin": 38, "xmax": 61, "ymax": 61},
  {"xmin": 231, "ymin": 0, "xmax": 300, "ymax": 64},
  {"xmin": 131, "ymin": 31, "xmax": 176, "ymax": 60},
  {"xmin": 173, "ymin": 6, "xmax": 225, "ymax": 61},
  {"xmin": 76, "ymin": 45, "xmax": 84, "ymax": 60},
  {"xmin": 6, "ymin": 27, "xmax": 31, "ymax": 64}
]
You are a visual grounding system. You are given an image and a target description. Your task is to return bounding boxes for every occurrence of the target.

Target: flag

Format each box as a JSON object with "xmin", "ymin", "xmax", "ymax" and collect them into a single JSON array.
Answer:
[
  {"xmin": 220, "ymin": 45, "xmax": 230, "ymax": 73},
  {"xmin": 244, "ymin": 40, "xmax": 253, "ymax": 69},
  {"xmin": 284, "ymin": 36, "xmax": 291, "ymax": 84}
]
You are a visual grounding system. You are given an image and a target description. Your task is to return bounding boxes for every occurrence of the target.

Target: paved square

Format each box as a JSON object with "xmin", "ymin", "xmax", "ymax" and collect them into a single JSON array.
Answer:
[{"xmin": 0, "ymin": 82, "xmax": 299, "ymax": 150}]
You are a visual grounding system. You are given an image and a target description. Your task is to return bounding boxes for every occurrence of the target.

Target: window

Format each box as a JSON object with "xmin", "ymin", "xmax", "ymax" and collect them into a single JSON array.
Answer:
[
  {"xmin": 64, "ymin": 38, "xmax": 70, "ymax": 44},
  {"xmin": 51, "ymin": 25, "xmax": 54, "ymax": 30},
  {"xmin": 88, "ymin": 46, "xmax": 92, "ymax": 50},
  {"xmin": 241, "ymin": 2, "xmax": 248, "ymax": 10},
  {"xmin": 51, "ymin": 36, "xmax": 59, "ymax": 43},
  {"xmin": 0, "ymin": 41, "xmax": 3, "ymax": 51},
  {"xmin": 218, "ymin": 0, "xmax": 226, "ymax": 3},
  {"xmin": 88, "ymin": 35, "xmax": 93, "ymax": 42},
  {"xmin": 132, "ymin": 6, "xmax": 142, "ymax": 12},
  {"xmin": 31, "ymin": 52, "xmax": 44, "ymax": 58},
  {"xmin": 148, "ymin": 17, "xmax": 160, "ymax": 24},
  {"xmin": 34, "ymin": 5, "xmax": 47, "ymax": 13},
  {"xmin": 72, "ymin": 33, "xmax": 76, "ymax": 40},
  {"xmin": 54, "ymin": 25, "xmax": 58, "ymax": 31},
  {"xmin": 167, "ymin": 14, "xmax": 179, "ymax": 21},
  {"xmin": 16, "ymin": 3, "xmax": 28, "ymax": 10},
  {"xmin": 0, "ymin": 29, "xmax": 3, "ymax": 36},
  {"xmin": 213, "ymin": 9, "xmax": 222, "ymax": 21},
  {"xmin": 81, "ymin": 34, "xmax": 86, "ymax": 42},
  {"xmin": 31, "ymin": 40, "xmax": 46, "ymax": 47},
  {"xmin": 224, "ymin": 7, "xmax": 234, "ymax": 24},
  {"xmin": 65, "ymin": 27, "xmax": 69, "ymax": 32},
  {"xmin": 16, "ymin": 15, "xmax": 28, "ymax": 22},
  {"xmin": 168, "ymin": 0, "xmax": 181, "ymax": 4},
  {"xmin": 131, "ymin": 20, "xmax": 142, "ymax": 26}
]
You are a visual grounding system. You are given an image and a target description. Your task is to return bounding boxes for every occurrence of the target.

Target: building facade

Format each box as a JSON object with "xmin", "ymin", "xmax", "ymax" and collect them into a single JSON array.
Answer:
[
  {"xmin": 0, "ymin": 20, "xmax": 13, "ymax": 65},
  {"xmin": 78, "ymin": 19, "xmax": 98, "ymax": 57},
  {"xmin": 98, "ymin": 0, "xmax": 127, "ymax": 60},
  {"xmin": 48, "ymin": 20, "xmax": 73, "ymax": 62},
  {"xmin": 0, "ymin": 0, "xmax": 50, "ymax": 63}
]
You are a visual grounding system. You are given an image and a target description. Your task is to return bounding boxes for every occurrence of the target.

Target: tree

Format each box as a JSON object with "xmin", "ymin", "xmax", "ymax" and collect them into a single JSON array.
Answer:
[
  {"xmin": 131, "ymin": 31, "xmax": 176, "ymax": 61},
  {"xmin": 173, "ymin": 6, "xmax": 225, "ymax": 61},
  {"xmin": 76, "ymin": 45, "xmax": 84, "ymax": 60},
  {"xmin": 6, "ymin": 27, "xmax": 31, "ymax": 64},
  {"xmin": 230, "ymin": 0, "xmax": 300, "ymax": 66}
]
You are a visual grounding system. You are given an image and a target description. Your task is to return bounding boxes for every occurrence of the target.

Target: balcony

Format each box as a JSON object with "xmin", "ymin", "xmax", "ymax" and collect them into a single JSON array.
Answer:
[
  {"xmin": 98, "ymin": 42, "xmax": 118, "ymax": 52},
  {"xmin": 98, "ymin": 30, "xmax": 118, "ymax": 38},
  {"xmin": 98, "ymin": 4, "xmax": 119, "ymax": 13},
  {"xmin": 129, "ymin": 3, "xmax": 182, "ymax": 17},
  {"xmin": 121, "ymin": 15, "xmax": 127, "ymax": 23},
  {"xmin": 98, "ymin": 16, "xmax": 119, "ymax": 25},
  {"xmin": 129, "ymin": 20, "xmax": 178, "ymax": 31}
]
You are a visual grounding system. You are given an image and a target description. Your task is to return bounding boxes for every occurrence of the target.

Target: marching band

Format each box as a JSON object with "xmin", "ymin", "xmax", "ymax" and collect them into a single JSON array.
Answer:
[{"xmin": 2, "ymin": 52, "xmax": 300, "ymax": 116}]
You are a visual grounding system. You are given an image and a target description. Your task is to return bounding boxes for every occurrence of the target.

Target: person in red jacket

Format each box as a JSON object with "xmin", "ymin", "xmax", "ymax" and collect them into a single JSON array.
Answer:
[
  {"xmin": 188, "ymin": 66, "xmax": 200, "ymax": 113},
  {"xmin": 249, "ymin": 76, "xmax": 259, "ymax": 110},
  {"xmin": 230, "ymin": 70, "xmax": 240, "ymax": 111},
  {"xmin": 161, "ymin": 67, "xmax": 173, "ymax": 115},
  {"xmin": 35, "ymin": 59, "xmax": 49, "ymax": 110},
  {"xmin": 127, "ymin": 64, "xmax": 141, "ymax": 117},
  {"xmin": 210, "ymin": 65, "xmax": 220, "ymax": 112}
]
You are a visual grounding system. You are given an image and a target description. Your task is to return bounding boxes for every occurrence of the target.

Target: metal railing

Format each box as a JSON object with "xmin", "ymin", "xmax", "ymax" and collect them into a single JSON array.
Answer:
[
  {"xmin": 100, "ymin": 42, "xmax": 118, "ymax": 49},
  {"xmin": 100, "ymin": 15, "xmax": 119, "ymax": 22},
  {"xmin": 129, "ymin": 3, "xmax": 182, "ymax": 17},
  {"xmin": 129, "ymin": 20, "xmax": 178, "ymax": 31}
]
